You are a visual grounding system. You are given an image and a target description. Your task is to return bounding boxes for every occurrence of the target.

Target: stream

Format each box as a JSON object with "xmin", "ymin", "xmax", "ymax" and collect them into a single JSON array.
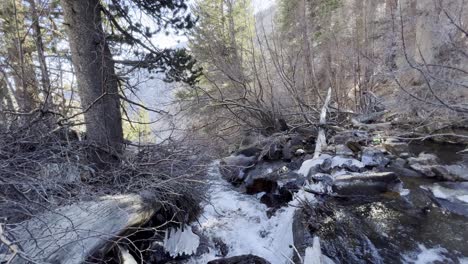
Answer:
[{"xmin": 164, "ymin": 142, "xmax": 468, "ymax": 264}]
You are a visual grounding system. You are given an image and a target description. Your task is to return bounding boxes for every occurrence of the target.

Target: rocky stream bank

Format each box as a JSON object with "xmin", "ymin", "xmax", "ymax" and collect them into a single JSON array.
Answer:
[{"xmin": 174, "ymin": 129, "xmax": 468, "ymax": 264}]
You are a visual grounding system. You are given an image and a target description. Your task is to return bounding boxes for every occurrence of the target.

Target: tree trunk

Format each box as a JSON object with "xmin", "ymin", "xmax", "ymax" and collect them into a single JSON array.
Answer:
[
  {"xmin": 27, "ymin": 0, "xmax": 52, "ymax": 111},
  {"xmin": 61, "ymin": 0, "xmax": 123, "ymax": 152}
]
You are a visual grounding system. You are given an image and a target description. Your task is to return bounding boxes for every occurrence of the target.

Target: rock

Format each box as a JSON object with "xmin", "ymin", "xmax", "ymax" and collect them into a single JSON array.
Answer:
[
  {"xmin": 331, "ymin": 156, "xmax": 365, "ymax": 172},
  {"xmin": 332, "ymin": 172, "xmax": 400, "ymax": 196},
  {"xmin": 432, "ymin": 164, "xmax": 468, "ymax": 181},
  {"xmin": 335, "ymin": 144, "xmax": 354, "ymax": 156},
  {"xmin": 309, "ymin": 173, "xmax": 334, "ymax": 185},
  {"xmin": 219, "ymin": 155, "xmax": 256, "ymax": 184},
  {"xmin": 399, "ymin": 152, "xmax": 411, "ymax": 159},
  {"xmin": 421, "ymin": 182, "xmax": 468, "ymax": 216},
  {"xmin": 409, "ymin": 164, "xmax": 437, "ymax": 177},
  {"xmin": 385, "ymin": 159, "xmax": 422, "ymax": 177},
  {"xmin": 212, "ymin": 237, "xmax": 229, "ymax": 257},
  {"xmin": 207, "ymin": 255, "xmax": 271, "ymax": 264},
  {"xmin": 297, "ymin": 155, "xmax": 333, "ymax": 177},
  {"xmin": 245, "ymin": 178, "xmax": 278, "ymax": 194},
  {"xmin": 383, "ymin": 138, "xmax": 409, "ymax": 155},
  {"xmin": 260, "ymin": 193, "xmax": 289, "ymax": 208},
  {"xmin": 236, "ymin": 147, "xmax": 262, "ymax": 157},
  {"xmin": 243, "ymin": 161, "xmax": 285, "ymax": 182},
  {"xmin": 408, "ymin": 153, "xmax": 438, "ymax": 166},
  {"xmin": 361, "ymin": 147, "xmax": 390, "ymax": 167},
  {"xmin": 346, "ymin": 141, "xmax": 363, "ymax": 153},
  {"xmin": 332, "ymin": 130, "xmax": 369, "ymax": 145},
  {"xmin": 295, "ymin": 148, "xmax": 306, "ymax": 155}
]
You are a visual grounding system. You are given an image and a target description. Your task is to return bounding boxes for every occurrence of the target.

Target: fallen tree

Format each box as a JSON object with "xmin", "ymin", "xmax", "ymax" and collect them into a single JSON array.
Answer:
[{"xmin": 1, "ymin": 194, "xmax": 155, "ymax": 264}]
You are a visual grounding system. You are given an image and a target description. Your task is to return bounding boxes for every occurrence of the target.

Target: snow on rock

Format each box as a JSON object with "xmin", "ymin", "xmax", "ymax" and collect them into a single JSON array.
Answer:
[
  {"xmin": 298, "ymin": 155, "xmax": 332, "ymax": 177},
  {"xmin": 330, "ymin": 156, "xmax": 364, "ymax": 171},
  {"xmin": 163, "ymin": 225, "xmax": 200, "ymax": 257}
]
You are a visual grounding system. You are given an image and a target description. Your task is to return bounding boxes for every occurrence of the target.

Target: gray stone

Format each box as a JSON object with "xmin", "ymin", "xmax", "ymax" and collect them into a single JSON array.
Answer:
[
  {"xmin": 361, "ymin": 147, "xmax": 390, "ymax": 167},
  {"xmin": 219, "ymin": 155, "xmax": 256, "ymax": 183},
  {"xmin": 408, "ymin": 153, "xmax": 438, "ymax": 166}
]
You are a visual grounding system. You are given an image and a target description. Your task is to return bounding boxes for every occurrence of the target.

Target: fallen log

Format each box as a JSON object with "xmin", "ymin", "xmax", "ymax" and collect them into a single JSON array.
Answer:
[{"xmin": 1, "ymin": 194, "xmax": 156, "ymax": 264}]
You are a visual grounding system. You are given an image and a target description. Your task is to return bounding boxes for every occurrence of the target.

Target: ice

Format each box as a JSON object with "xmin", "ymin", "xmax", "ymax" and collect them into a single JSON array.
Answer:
[
  {"xmin": 403, "ymin": 244, "xmax": 448, "ymax": 264},
  {"xmin": 303, "ymin": 237, "xmax": 335, "ymax": 264},
  {"xmin": 304, "ymin": 237, "xmax": 322, "ymax": 264},
  {"xmin": 118, "ymin": 245, "xmax": 137, "ymax": 264},
  {"xmin": 189, "ymin": 162, "xmax": 315, "ymax": 264},
  {"xmin": 456, "ymin": 195, "xmax": 468, "ymax": 203},
  {"xmin": 423, "ymin": 184, "xmax": 468, "ymax": 203},
  {"xmin": 163, "ymin": 225, "xmax": 200, "ymax": 257}
]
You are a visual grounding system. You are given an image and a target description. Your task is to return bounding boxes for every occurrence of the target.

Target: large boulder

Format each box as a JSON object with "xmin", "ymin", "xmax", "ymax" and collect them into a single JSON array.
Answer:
[{"xmin": 207, "ymin": 255, "xmax": 271, "ymax": 264}]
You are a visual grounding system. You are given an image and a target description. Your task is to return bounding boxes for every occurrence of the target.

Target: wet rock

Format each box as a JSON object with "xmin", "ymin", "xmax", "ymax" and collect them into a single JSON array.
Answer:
[
  {"xmin": 361, "ymin": 147, "xmax": 390, "ymax": 167},
  {"xmin": 331, "ymin": 156, "xmax": 365, "ymax": 172},
  {"xmin": 332, "ymin": 130, "xmax": 369, "ymax": 145},
  {"xmin": 207, "ymin": 254, "xmax": 271, "ymax": 264},
  {"xmin": 243, "ymin": 161, "xmax": 285, "ymax": 182},
  {"xmin": 332, "ymin": 172, "xmax": 400, "ymax": 196},
  {"xmin": 409, "ymin": 164, "xmax": 436, "ymax": 177},
  {"xmin": 399, "ymin": 152, "xmax": 411, "ymax": 159},
  {"xmin": 245, "ymin": 178, "xmax": 278, "ymax": 194},
  {"xmin": 298, "ymin": 155, "xmax": 333, "ymax": 176},
  {"xmin": 385, "ymin": 159, "xmax": 422, "ymax": 177},
  {"xmin": 346, "ymin": 141, "xmax": 363, "ymax": 154},
  {"xmin": 260, "ymin": 193, "xmax": 288, "ymax": 208},
  {"xmin": 408, "ymin": 153, "xmax": 439, "ymax": 166},
  {"xmin": 383, "ymin": 138, "xmax": 409, "ymax": 155},
  {"xmin": 212, "ymin": 237, "xmax": 229, "ymax": 257},
  {"xmin": 309, "ymin": 173, "xmax": 334, "ymax": 185},
  {"xmin": 421, "ymin": 182, "xmax": 468, "ymax": 216},
  {"xmin": 432, "ymin": 164, "xmax": 468, "ymax": 181},
  {"xmin": 219, "ymin": 155, "xmax": 256, "ymax": 184},
  {"xmin": 335, "ymin": 144, "xmax": 355, "ymax": 156}
]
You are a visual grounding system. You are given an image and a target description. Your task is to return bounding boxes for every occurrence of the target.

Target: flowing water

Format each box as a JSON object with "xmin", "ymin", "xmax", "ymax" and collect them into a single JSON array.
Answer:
[{"xmin": 182, "ymin": 142, "xmax": 467, "ymax": 264}]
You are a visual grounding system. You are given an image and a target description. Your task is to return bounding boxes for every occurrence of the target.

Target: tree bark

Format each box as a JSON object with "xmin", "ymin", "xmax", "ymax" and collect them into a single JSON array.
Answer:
[
  {"xmin": 61, "ymin": 0, "xmax": 123, "ymax": 152},
  {"xmin": 27, "ymin": 0, "xmax": 52, "ymax": 111}
]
